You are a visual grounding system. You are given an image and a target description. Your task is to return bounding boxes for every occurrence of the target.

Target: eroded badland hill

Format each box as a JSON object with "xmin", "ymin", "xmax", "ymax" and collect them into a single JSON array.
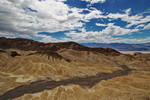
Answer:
[{"xmin": 0, "ymin": 37, "xmax": 150, "ymax": 100}]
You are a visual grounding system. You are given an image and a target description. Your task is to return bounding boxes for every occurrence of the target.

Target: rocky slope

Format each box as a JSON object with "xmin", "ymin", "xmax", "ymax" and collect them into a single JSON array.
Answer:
[{"xmin": 0, "ymin": 37, "xmax": 150, "ymax": 100}]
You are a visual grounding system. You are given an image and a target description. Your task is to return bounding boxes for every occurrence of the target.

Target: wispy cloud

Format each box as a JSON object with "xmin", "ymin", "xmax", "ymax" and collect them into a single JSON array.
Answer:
[
  {"xmin": 95, "ymin": 23, "xmax": 107, "ymax": 26},
  {"xmin": 81, "ymin": 0, "xmax": 106, "ymax": 4}
]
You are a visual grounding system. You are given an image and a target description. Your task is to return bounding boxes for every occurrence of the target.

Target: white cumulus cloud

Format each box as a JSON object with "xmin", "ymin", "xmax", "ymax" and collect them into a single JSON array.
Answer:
[
  {"xmin": 0, "ymin": 0, "xmax": 84, "ymax": 35},
  {"xmin": 100, "ymin": 23, "xmax": 139, "ymax": 36},
  {"xmin": 65, "ymin": 23, "xmax": 139, "ymax": 43}
]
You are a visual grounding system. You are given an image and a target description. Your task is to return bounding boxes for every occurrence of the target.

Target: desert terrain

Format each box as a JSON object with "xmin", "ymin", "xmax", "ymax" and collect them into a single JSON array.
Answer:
[{"xmin": 0, "ymin": 37, "xmax": 150, "ymax": 100}]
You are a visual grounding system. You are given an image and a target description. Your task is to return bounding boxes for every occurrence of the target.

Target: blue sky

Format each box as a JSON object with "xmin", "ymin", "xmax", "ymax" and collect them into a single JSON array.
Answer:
[{"xmin": 0, "ymin": 0, "xmax": 150, "ymax": 43}]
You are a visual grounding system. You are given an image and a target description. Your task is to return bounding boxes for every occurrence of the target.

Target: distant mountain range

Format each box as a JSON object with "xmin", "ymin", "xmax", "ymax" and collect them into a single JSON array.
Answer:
[
  {"xmin": 81, "ymin": 43, "xmax": 150, "ymax": 51},
  {"xmin": 1, "ymin": 37, "xmax": 150, "ymax": 52},
  {"xmin": 0, "ymin": 37, "xmax": 120, "ymax": 56}
]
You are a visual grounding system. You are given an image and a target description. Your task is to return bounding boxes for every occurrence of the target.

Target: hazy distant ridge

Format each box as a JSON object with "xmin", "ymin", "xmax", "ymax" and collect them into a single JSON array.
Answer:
[{"xmin": 81, "ymin": 43, "xmax": 150, "ymax": 51}]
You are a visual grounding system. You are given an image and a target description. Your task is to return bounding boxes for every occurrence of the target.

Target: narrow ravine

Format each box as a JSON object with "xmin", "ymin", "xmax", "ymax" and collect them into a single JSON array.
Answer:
[{"xmin": 0, "ymin": 65, "xmax": 133, "ymax": 100}]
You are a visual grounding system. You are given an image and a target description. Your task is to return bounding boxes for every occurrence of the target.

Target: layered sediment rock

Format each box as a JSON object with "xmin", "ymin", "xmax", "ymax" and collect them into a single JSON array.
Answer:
[{"xmin": 0, "ymin": 37, "xmax": 150, "ymax": 100}]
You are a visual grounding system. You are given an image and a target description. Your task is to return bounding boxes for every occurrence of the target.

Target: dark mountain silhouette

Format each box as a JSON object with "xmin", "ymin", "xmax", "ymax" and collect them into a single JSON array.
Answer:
[{"xmin": 0, "ymin": 37, "xmax": 120, "ymax": 56}]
